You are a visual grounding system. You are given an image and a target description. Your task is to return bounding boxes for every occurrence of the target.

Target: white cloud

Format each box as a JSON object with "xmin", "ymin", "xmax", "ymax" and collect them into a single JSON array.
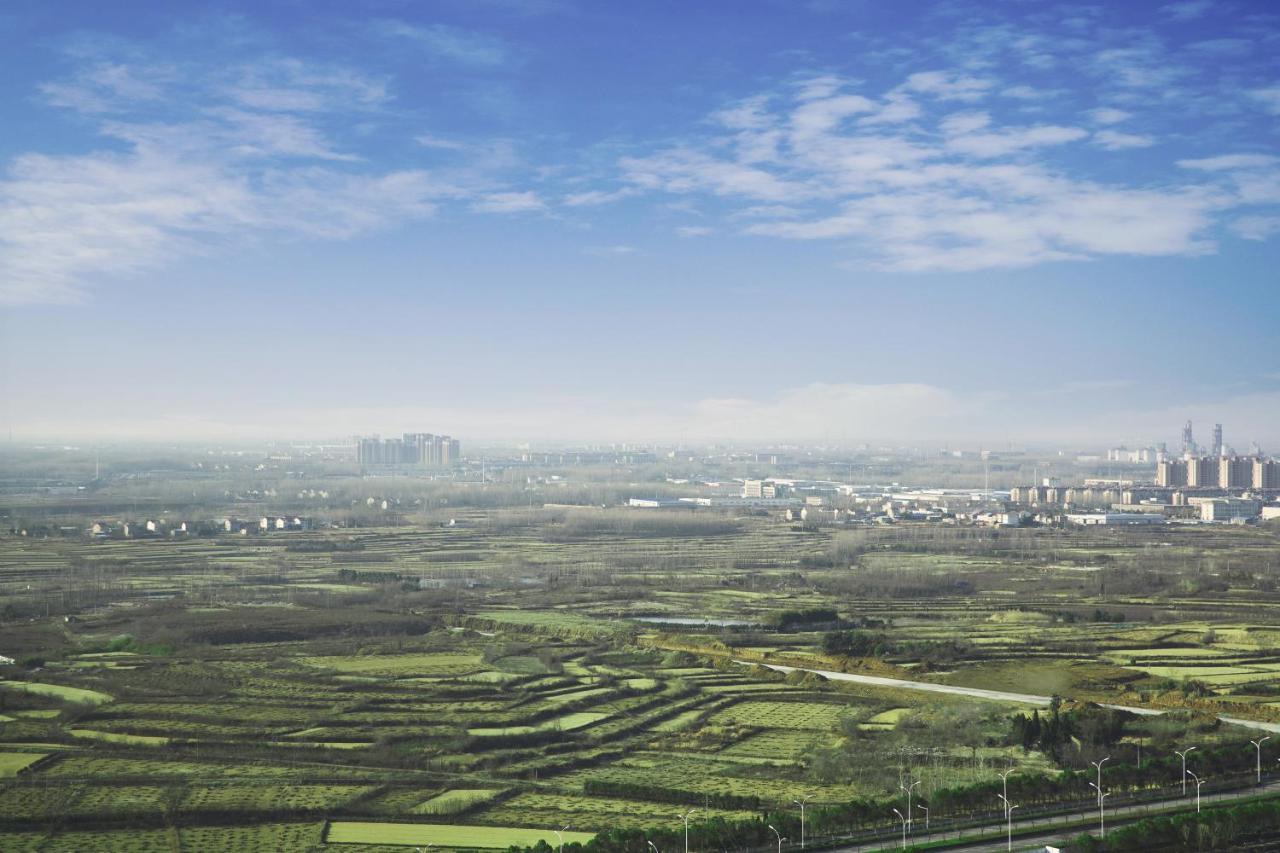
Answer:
[
  {"xmin": 415, "ymin": 134, "xmax": 468, "ymax": 151},
  {"xmin": 1000, "ymin": 85, "xmax": 1045, "ymax": 100},
  {"xmin": 370, "ymin": 20, "xmax": 507, "ymax": 66},
  {"xmin": 613, "ymin": 62, "xmax": 1267, "ymax": 273},
  {"xmin": 1248, "ymin": 86, "xmax": 1280, "ymax": 115},
  {"xmin": 676, "ymin": 226, "xmax": 713, "ymax": 237},
  {"xmin": 1231, "ymin": 215, "xmax": 1280, "ymax": 240},
  {"xmin": 0, "ymin": 51, "xmax": 523, "ymax": 305},
  {"xmin": 1092, "ymin": 130, "xmax": 1155, "ymax": 150},
  {"xmin": 900, "ymin": 71, "xmax": 993, "ymax": 102},
  {"xmin": 582, "ymin": 244, "xmax": 637, "ymax": 256},
  {"xmin": 1088, "ymin": 107, "xmax": 1131, "ymax": 125},
  {"xmin": 945, "ymin": 125, "xmax": 1087, "ymax": 158},
  {"xmin": 857, "ymin": 94, "xmax": 922, "ymax": 126},
  {"xmin": 471, "ymin": 191, "xmax": 544, "ymax": 213},
  {"xmin": 939, "ymin": 111, "xmax": 991, "ymax": 136},
  {"xmin": 621, "ymin": 148, "xmax": 805, "ymax": 203},
  {"xmin": 0, "ymin": 147, "xmax": 443, "ymax": 305},
  {"xmin": 1177, "ymin": 154, "xmax": 1277, "ymax": 171},
  {"xmin": 562, "ymin": 187, "xmax": 636, "ymax": 206},
  {"xmin": 1160, "ymin": 0, "xmax": 1213, "ymax": 21}
]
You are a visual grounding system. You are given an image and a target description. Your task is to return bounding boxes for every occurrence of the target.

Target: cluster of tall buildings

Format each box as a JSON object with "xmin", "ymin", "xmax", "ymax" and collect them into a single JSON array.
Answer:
[
  {"xmin": 355, "ymin": 433, "xmax": 460, "ymax": 468},
  {"xmin": 1156, "ymin": 456, "xmax": 1279, "ymax": 489},
  {"xmin": 1153, "ymin": 421, "xmax": 1276, "ymax": 490}
]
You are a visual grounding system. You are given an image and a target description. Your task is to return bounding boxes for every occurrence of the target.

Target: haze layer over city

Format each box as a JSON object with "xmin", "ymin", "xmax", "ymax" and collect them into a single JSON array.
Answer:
[{"xmin": 2, "ymin": 1, "xmax": 1280, "ymax": 852}]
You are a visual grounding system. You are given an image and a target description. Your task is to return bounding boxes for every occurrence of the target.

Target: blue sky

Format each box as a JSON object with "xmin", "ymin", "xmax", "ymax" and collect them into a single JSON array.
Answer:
[{"xmin": 1, "ymin": 0, "xmax": 1278, "ymax": 447}]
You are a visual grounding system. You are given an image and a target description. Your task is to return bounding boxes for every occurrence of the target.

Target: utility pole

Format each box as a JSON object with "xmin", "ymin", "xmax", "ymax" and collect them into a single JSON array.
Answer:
[
  {"xmin": 1252, "ymin": 737, "xmax": 1270, "ymax": 785},
  {"xmin": 1175, "ymin": 746, "xmax": 1196, "ymax": 795}
]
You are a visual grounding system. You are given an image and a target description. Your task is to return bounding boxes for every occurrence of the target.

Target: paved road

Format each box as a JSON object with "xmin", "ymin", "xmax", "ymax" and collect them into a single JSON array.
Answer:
[
  {"xmin": 830, "ymin": 778, "xmax": 1280, "ymax": 852},
  {"xmin": 737, "ymin": 660, "xmax": 1280, "ymax": 733}
]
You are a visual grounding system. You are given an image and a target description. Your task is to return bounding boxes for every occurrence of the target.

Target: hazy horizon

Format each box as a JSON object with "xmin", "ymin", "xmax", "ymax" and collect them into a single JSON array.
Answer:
[{"xmin": 2, "ymin": 0, "xmax": 1278, "ymax": 447}]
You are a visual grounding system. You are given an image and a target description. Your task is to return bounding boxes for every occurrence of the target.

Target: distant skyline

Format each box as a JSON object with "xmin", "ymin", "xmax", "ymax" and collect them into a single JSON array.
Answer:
[{"xmin": 2, "ymin": 0, "xmax": 1278, "ymax": 446}]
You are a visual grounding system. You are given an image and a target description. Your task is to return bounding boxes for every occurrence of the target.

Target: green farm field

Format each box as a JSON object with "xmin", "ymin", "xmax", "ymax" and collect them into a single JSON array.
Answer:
[{"xmin": 3, "ymin": 460, "xmax": 1280, "ymax": 850}]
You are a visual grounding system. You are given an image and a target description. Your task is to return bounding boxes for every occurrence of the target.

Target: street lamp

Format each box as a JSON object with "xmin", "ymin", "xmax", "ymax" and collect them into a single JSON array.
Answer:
[
  {"xmin": 1175, "ymin": 746, "xmax": 1196, "ymax": 796},
  {"xmin": 554, "ymin": 826, "xmax": 571, "ymax": 853},
  {"xmin": 900, "ymin": 780, "xmax": 921, "ymax": 834},
  {"xmin": 682, "ymin": 808, "xmax": 698, "ymax": 853},
  {"xmin": 767, "ymin": 824, "xmax": 784, "ymax": 853},
  {"xmin": 1089, "ymin": 784, "xmax": 1110, "ymax": 838},
  {"xmin": 916, "ymin": 804, "xmax": 929, "ymax": 835},
  {"xmin": 998, "ymin": 769, "xmax": 1015, "ymax": 818},
  {"xmin": 793, "ymin": 795, "xmax": 813, "ymax": 849},
  {"xmin": 647, "ymin": 841, "xmax": 658, "ymax": 853},
  {"xmin": 891, "ymin": 808, "xmax": 907, "ymax": 850},
  {"xmin": 993, "ymin": 794, "xmax": 1013, "ymax": 845},
  {"xmin": 1090, "ymin": 756, "xmax": 1110, "ymax": 807},
  {"xmin": 1252, "ymin": 737, "xmax": 1271, "ymax": 785},
  {"xmin": 1188, "ymin": 771, "xmax": 1205, "ymax": 813}
]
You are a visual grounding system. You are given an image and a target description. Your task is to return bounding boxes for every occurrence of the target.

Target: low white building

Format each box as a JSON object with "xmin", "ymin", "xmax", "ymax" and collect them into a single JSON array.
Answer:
[
  {"xmin": 1201, "ymin": 498, "xmax": 1261, "ymax": 523},
  {"xmin": 1066, "ymin": 512, "xmax": 1165, "ymax": 526}
]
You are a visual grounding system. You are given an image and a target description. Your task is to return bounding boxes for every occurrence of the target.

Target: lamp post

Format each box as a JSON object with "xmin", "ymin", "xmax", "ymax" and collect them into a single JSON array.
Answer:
[
  {"xmin": 793, "ymin": 795, "xmax": 813, "ymax": 849},
  {"xmin": 997, "ymin": 795, "xmax": 1016, "ymax": 852},
  {"xmin": 998, "ymin": 769, "xmax": 1014, "ymax": 818},
  {"xmin": 555, "ymin": 825, "xmax": 571, "ymax": 853},
  {"xmin": 916, "ymin": 804, "xmax": 929, "ymax": 836},
  {"xmin": 901, "ymin": 780, "xmax": 921, "ymax": 834},
  {"xmin": 767, "ymin": 824, "xmax": 784, "ymax": 853},
  {"xmin": 1091, "ymin": 756, "xmax": 1110, "ymax": 807},
  {"xmin": 1089, "ymin": 784, "xmax": 1109, "ymax": 838},
  {"xmin": 682, "ymin": 809, "xmax": 698, "ymax": 853},
  {"xmin": 1175, "ymin": 746, "xmax": 1196, "ymax": 795},
  {"xmin": 647, "ymin": 841, "xmax": 658, "ymax": 853},
  {"xmin": 1252, "ymin": 737, "xmax": 1271, "ymax": 785},
  {"xmin": 891, "ymin": 808, "xmax": 907, "ymax": 850},
  {"xmin": 1188, "ymin": 771, "xmax": 1204, "ymax": 813}
]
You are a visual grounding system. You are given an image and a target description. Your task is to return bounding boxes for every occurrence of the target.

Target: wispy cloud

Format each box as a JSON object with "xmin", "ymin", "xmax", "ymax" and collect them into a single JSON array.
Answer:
[
  {"xmin": 676, "ymin": 226, "xmax": 713, "ymax": 237},
  {"xmin": 471, "ymin": 191, "xmax": 544, "ymax": 213},
  {"xmin": 1248, "ymin": 85, "xmax": 1280, "ymax": 115},
  {"xmin": 1160, "ymin": 0, "xmax": 1214, "ymax": 21},
  {"xmin": 562, "ymin": 187, "xmax": 636, "ymax": 206},
  {"xmin": 1231, "ymin": 215, "xmax": 1280, "ymax": 240},
  {"xmin": 1088, "ymin": 107, "xmax": 1132, "ymax": 125},
  {"xmin": 582, "ymin": 244, "xmax": 637, "ymax": 256},
  {"xmin": 370, "ymin": 20, "xmax": 507, "ymax": 66},
  {"xmin": 1092, "ymin": 129, "xmax": 1155, "ymax": 150},
  {"xmin": 0, "ymin": 43, "xmax": 523, "ymax": 305},
  {"xmin": 616, "ymin": 72, "xmax": 1241, "ymax": 272}
]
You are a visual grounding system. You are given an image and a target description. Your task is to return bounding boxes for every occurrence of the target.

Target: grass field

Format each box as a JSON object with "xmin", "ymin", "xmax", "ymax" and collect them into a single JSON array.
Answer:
[
  {"xmin": 0, "ymin": 680, "xmax": 112, "ymax": 705},
  {"xmin": 0, "ymin": 752, "xmax": 46, "ymax": 776},
  {"xmin": 412, "ymin": 788, "xmax": 504, "ymax": 815},
  {"xmin": 4, "ymin": 474, "xmax": 1280, "ymax": 849},
  {"xmin": 325, "ymin": 821, "xmax": 596, "ymax": 847}
]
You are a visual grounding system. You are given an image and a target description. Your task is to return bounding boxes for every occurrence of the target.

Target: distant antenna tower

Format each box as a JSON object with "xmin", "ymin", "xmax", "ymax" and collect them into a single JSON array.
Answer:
[
  {"xmin": 1182, "ymin": 420, "xmax": 1195, "ymax": 455},
  {"xmin": 1212, "ymin": 423, "xmax": 1223, "ymax": 457}
]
